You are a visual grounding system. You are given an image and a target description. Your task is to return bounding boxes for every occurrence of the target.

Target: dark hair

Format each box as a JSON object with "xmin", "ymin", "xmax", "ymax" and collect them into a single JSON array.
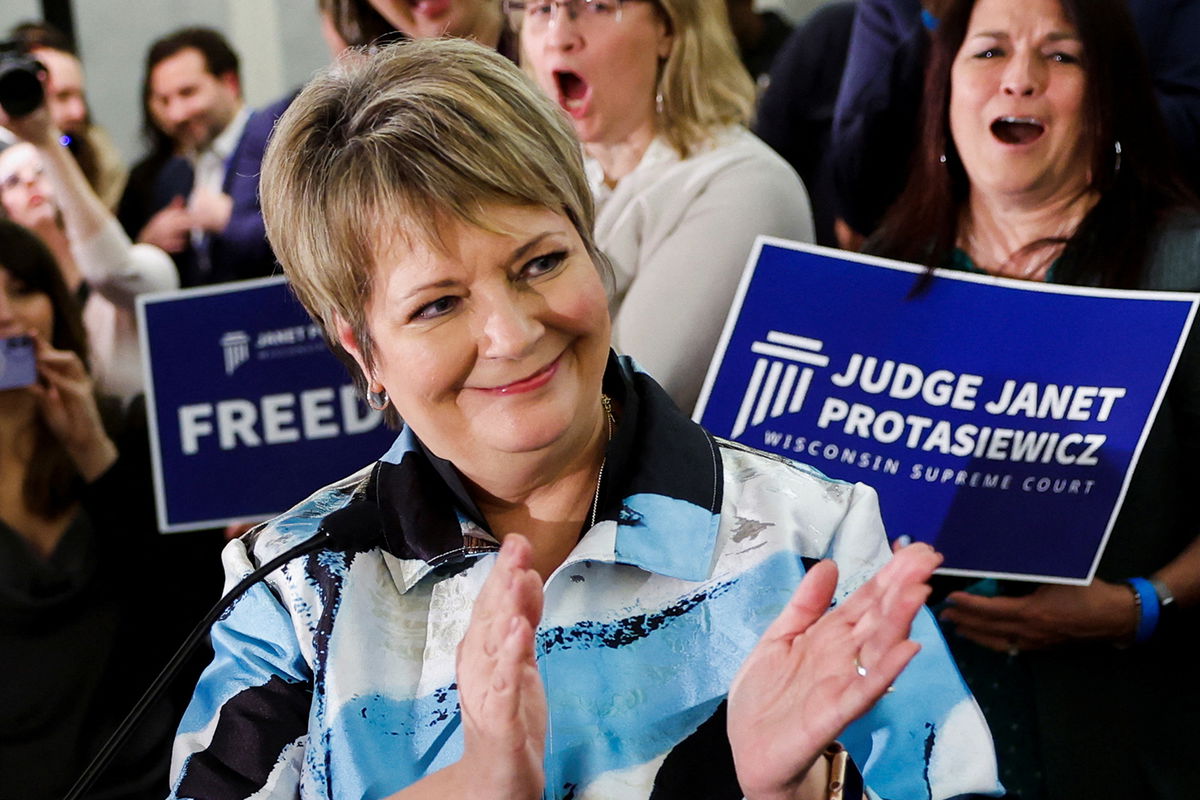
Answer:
[
  {"xmin": 0, "ymin": 219, "xmax": 90, "ymax": 517},
  {"xmin": 134, "ymin": 59, "xmax": 178, "ymax": 172},
  {"xmin": 868, "ymin": 0, "xmax": 1195, "ymax": 289},
  {"xmin": 8, "ymin": 20, "xmax": 77, "ymax": 56},
  {"xmin": 146, "ymin": 26, "xmax": 240, "ymax": 87},
  {"xmin": 318, "ymin": 0, "xmax": 402, "ymax": 48}
]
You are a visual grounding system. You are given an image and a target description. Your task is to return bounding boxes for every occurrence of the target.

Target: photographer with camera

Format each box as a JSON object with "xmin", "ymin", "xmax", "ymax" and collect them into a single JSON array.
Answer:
[
  {"xmin": 2, "ymin": 22, "xmax": 127, "ymax": 209},
  {"xmin": 1, "ymin": 61, "xmax": 177, "ymax": 406}
]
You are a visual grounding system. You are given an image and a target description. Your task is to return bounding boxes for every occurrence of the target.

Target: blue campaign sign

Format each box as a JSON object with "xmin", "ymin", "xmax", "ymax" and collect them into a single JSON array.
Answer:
[
  {"xmin": 138, "ymin": 277, "xmax": 396, "ymax": 532},
  {"xmin": 695, "ymin": 239, "xmax": 1198, "ymax": 583}
]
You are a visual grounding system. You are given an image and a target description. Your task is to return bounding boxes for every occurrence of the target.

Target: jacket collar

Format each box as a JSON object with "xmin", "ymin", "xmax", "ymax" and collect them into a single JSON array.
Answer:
[{"xmin": 368, "ymin": 354, "xmax": 723, "ymax": 588}]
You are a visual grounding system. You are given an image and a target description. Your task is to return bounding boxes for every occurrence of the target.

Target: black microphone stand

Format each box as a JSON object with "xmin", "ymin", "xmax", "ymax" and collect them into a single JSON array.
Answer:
[{"xmin": 62, "ymin": 513, "xmax": 370, "ymax": 800}]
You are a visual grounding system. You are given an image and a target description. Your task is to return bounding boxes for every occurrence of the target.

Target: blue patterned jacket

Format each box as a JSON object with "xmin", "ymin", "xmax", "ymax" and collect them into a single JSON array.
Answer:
[{"xmin": 169, "ymin": 357, "xmax": 1000, "ymax": 799}]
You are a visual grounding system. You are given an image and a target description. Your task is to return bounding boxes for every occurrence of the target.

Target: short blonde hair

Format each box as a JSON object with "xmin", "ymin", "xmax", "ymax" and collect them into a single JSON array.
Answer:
[
  {"xmin": 260, "ymin": 37, "xmax": 603, "ymax": 370},
  {"xmin": 654, "ymin": 0, "xmax": 756, "ymax": 158}
]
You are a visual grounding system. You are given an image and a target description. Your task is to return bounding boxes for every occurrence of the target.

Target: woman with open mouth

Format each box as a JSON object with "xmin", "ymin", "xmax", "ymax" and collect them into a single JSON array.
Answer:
[
  {"xmin": 509, "ymin": 0, "xmax": 814, "ymax": 414},
  {"xmin": 869, "ymin": 0, "xmax": 1200, "ymax": 798}
]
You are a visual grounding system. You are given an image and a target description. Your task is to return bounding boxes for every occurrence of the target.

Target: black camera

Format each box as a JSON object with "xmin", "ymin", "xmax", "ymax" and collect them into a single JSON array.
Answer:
[{"xmin": 0, "ymin": 40, "xmax": 45, "ymax": 118}]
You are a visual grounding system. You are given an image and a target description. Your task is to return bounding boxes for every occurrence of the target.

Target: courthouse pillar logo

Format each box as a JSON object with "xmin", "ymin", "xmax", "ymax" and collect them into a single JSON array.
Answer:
[
  {"xmin": 220, "ymin": 331, "xmax": 251, "ymax": 376},
  {"xmin": 731, "ymin": 331, "xmax": 830, "ymax": 438}
]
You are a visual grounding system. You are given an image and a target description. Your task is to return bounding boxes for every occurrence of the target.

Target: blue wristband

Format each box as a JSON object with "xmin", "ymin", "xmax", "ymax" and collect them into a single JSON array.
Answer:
[{"xmin": 1126, "ymin": 577, "xmax": 1160, "ymax": 643}]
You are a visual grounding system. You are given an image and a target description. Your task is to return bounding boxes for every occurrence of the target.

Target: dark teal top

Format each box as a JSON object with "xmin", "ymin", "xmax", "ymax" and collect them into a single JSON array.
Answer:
[
  {"xmin": 947, "ymin": 247, "xmax": 1059, "ymax": 283},
  {"xmin": 940, "ymin": 212, "xmax": 1200, "ymax": 799}
]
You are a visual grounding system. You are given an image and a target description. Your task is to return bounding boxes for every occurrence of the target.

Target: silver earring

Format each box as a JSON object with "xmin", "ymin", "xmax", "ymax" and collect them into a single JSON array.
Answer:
[
  {"xmin": 1114, "ymin": 140, "xmax": 1123, "ymax": 174},
  {"xmin": 939, "ymin": 152, "xmax": 947, "ymax": 164},
  {"xmin": 366, "ymin": 387, "xmax": 389, "ymax": 411}
]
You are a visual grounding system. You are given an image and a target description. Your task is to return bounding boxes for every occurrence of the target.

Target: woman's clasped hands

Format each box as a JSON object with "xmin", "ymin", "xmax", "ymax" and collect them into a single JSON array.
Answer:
[{"xmin": 450, "ymin": 539, "xmax": 942, "ymax": 800}]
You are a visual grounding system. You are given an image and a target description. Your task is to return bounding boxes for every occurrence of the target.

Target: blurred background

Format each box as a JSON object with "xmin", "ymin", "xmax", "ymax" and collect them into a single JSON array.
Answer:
[{"xmin": 0, "ymin": 0, "xmax": 833, "ymax": 167}]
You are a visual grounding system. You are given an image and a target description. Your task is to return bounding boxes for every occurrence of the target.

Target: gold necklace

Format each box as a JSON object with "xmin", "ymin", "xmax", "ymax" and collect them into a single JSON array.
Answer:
[{"xmin": 588, "ymin": 394, "xmax": 615, "ymax": 529}]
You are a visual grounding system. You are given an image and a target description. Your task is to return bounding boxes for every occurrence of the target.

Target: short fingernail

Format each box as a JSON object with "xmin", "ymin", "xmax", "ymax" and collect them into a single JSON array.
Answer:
[{"xmin": 894, "ymin": 535, "xmax": 912, "ymax": 548}]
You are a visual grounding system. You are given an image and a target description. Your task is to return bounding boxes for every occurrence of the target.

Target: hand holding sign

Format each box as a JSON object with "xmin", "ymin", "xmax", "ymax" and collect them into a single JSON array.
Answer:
[{"xmin": 940, "ymin": 580, "xmax": 1137, "ymax": 652}]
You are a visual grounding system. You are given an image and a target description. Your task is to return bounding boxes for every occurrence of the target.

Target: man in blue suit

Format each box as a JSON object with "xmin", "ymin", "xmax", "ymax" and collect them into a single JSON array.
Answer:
[{"xmin": 129, "ymin": 27, "xmax": 289, "ymax": 287}]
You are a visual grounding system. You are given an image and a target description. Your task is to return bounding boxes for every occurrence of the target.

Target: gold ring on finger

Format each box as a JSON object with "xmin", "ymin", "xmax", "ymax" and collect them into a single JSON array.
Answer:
[{"xmin": 853, "ymin": 654, "xmax": 868, "ymax": 678}]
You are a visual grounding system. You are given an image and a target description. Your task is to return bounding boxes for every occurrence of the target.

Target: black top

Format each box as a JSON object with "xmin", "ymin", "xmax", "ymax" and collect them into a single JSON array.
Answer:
[{"xmin": 0, "ymin": 403, "xmax": 226, "ymax": 800}]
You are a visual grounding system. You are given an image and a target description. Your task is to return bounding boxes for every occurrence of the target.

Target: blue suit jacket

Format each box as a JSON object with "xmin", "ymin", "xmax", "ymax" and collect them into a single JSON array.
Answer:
[{"xmin": 148, "ymin": 92, "xmax": 296, "ymax": 287}]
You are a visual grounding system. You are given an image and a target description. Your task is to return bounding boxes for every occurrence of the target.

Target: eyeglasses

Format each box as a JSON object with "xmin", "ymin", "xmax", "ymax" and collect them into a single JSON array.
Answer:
[
  {"xmin": 503, "ymin": 0, "xmax": 629, "ymax": 32},
  {"xmin": 0, "ymin": 164, "xmax": 45, "ymax": 193}
]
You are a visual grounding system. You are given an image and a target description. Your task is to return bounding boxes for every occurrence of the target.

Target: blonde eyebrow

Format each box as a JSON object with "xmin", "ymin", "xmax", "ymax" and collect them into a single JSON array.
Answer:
[
  {"xmin": 506, "ymin": 232, "xmax": 559, "ymax": 268},
  {"xmin": 395, "ymin": 231, "xmax": 564, "ymax": 302},
  {"xmin": 399, "ymin": 278, "xmax": 458, "ymax": 302}
]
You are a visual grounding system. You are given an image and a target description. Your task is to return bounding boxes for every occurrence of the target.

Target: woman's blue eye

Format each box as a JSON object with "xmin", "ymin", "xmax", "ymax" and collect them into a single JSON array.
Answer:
[
  {"xmin": 521, "ymin": 251, "xmax": 567, "ymax": 279},
  {"xmin": 413, "ymin": 296, "xmax": 459, "ymax": 321}
]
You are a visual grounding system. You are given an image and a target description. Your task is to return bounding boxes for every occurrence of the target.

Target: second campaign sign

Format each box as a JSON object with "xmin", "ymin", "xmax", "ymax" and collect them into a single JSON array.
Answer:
[
  {"xmin": 695, "ymin": 239, "xmax": 1198, "ymax": 583},
  {"xmin": 139, "ymin": 276, "xmax": 397, "ymax": 532}
]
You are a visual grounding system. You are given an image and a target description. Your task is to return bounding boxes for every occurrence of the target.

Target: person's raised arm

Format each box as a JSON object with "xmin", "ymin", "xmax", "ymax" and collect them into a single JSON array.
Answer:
[
  {"xmin": 1, "ymin": 104, "xmax": 178, "ymax": 305},
  {"xmin": 28, "ymin": 331, "xmax": 116, "ymax": 482}
]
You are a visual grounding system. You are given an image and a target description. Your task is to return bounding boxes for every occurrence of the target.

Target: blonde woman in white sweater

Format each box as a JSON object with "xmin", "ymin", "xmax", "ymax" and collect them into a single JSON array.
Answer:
[{"xmin": 515, "ymin": 0, "xmax": 813, "ymax": 413}]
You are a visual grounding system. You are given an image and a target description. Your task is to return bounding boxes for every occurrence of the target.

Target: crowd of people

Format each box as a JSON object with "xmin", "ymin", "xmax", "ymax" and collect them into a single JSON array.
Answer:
[{"xmin": 1, "ymin": 1, "xmax": 1198, "ymax": 799}]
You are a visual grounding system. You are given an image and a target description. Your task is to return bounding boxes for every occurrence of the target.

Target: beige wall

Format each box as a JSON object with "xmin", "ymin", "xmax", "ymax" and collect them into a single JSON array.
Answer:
[{"xmin": 0, "ymin": 0, "xmax": 43, "ymax": 35}]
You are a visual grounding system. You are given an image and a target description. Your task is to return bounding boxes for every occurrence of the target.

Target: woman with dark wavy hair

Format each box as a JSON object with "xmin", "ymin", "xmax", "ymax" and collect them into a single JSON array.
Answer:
[
  {"xmin": 870, "ymin": 0, "xmax": 1200, "ymax": 797},
  {"xmin": 0, "ymin": 219, "xmax": 177, "ymax": 798}
]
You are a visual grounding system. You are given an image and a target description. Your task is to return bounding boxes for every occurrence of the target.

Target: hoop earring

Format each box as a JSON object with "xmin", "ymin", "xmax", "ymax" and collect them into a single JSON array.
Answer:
[
  {"xmin": 1114, "ymin": 140, "xmax": 1122, "ymax": 174},
  {"xmin": 366, "ymin": 384, "xmax": 389, "ymax": 411}
]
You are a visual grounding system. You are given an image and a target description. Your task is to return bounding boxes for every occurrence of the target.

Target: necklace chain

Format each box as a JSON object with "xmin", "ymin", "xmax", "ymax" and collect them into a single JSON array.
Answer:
[{"xmin": 588, "ymin": 394, "xmax": 615, "ymax": 529}]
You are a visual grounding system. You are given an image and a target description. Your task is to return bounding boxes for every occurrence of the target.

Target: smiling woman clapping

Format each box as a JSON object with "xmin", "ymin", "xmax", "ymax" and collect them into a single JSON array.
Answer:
[{"xmin": 165, "ymin": 39, "xmax": 1000, "ymax": 800}]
